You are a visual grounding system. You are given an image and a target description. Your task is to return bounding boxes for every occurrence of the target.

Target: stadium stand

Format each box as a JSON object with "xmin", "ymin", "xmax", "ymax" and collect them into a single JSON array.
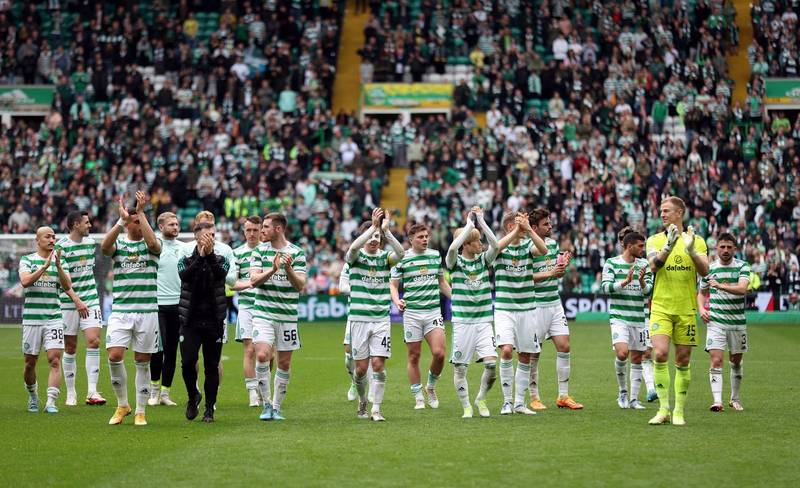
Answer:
[{"xmin": 0, "ymin": 0, "xmax": 797, "ymax": 301}]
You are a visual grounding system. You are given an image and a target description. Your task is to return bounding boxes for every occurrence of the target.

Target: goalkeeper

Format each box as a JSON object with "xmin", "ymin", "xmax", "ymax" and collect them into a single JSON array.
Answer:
[{"xmin": 645, "ymin": 197, "xmax": 709, "ymax": 426}]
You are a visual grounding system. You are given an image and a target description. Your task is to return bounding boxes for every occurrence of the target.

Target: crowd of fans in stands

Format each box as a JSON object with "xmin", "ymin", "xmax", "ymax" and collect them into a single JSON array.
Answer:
[{"xmin": 0, "ymin": 1, "xmax": 798, "ymax": 304}]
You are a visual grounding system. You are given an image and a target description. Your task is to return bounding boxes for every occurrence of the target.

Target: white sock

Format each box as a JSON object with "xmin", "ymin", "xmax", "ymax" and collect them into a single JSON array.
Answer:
[
  {"xmin": 642, "ymin": 359, "xmax": 655, "ymax": 392},
  {"xmin": 150, "ymin": 381, "xmax": 161, "ymax": 396},
  {"xmin": 630, "ymin": 363, "xmax": 644, "ymax": 401},
  {"xmin": 710, "ymin": 367, "xmax": 723, "ymax": 404},
  {"xmin": 476, "ymin": 360, "xmax": 496, "ymax": 401},
  {"xmin": 410, "ymin": 383, "xmax": 423, "ymax": 401},
  {"xmin": 25, "ymin": 381, "xmax": 38, "ymax": 397},
  {"xmin": 615, "ymin": 359, "xmax": 628, "ymax": 394},
  {"xmin": 46, "ymin": 386, "xmax": 60, "ymax": 407},
  {"xmin": 245, "ymin": 377, "xmax": 257, "ymax": 391},
  {"xmin": 255, "ymin": 361, "xmax": 272, "ymax": 406},
  {"xmin": 514, "ymin": 362, "xmax": 530, "ymax": 406},
  {"xmin": 371, "ymin": 371, "xmax": 386, "ymax": 412},
  {"xmin": 355, "ymin": 372, "xmax": 368, "ymax": 402},
  {"xmin": 730, "ymin": 363, "xmax": 743, "ymax": 402},
  {"xmin": 63, "ymin": 353, "xmax": 77, "ymax": 397},
  {"xmin": 345, "ymin": 352, "xmax": 354, "ymax": 378},
  {"xmin": 426, "ymin": 370, "xmax": 440, "ymax": 390},
  {"xmin": 528, "ymin": 356, "xmax": 540, "ymax": 399},
  {"xmin": 499, "ymin": 359, "xmax": 514, "ymax": 403},
  {"xmin": 86, "ymin": 348, "xmax": 101, "ymax": 395},
  {"xmin": 134, "ymin": 361, "xmax": 151, "ymax": 414},
  {"xmin": 109, "ymin": 360, "xmax": 128, "ymax": 407},
  {"xmin": 556, "ymin": 352, "xmax": 571, "ymax": 397},
  {"xmin": 453, "ymin": 365, "xmax": 470, "ymax": 408},
  {"xmin": 272, "ymin": 368, "xmax": 290, "ymax": 411}
]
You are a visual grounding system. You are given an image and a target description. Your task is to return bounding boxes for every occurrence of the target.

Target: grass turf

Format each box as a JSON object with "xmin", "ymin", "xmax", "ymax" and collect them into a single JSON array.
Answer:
[{"xmin": 0, "ymin": 321, "xmax": 797, "ymax": 486}]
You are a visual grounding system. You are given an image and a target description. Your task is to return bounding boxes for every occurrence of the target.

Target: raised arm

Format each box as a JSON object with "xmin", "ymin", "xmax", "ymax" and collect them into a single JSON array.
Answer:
[
  {"xmin": 682, "ymin": 226, "xmax": 708, "ymax": 276},
  {"xmin": 250, "ymin": 251, "xmax": 278, "ymax": 288},
  {"xmin": 600, "ymin": 260, "xmax": 622, "ymax": 294},
  {"xmin": 446, "ymin": 217, "xmax": 474, "ymax": 269},
  {"xmin": 648, "ymin": 225, "xmax": 679, "ymax": 274},
  {"xmin": 516, "ymin": 213, "xmax": 548, "ymax": 256},
  {"xmin": 497, "ymin": 223, "xmax": 522, "ymax": 253},
  {"xmin": 101, "ymin": 195, "xmax": 128, "ymax": 257},
  {"xmin": 346, "ymin": 208, "xmax": 383, "ymax": 264},
  {"xmin": 19, "ymin": 253, "xmax": 52, "ymax": 288},
  {"xmin": 135, "ymin": 191, "xmax": 161, "ymax": 255},
  {"xmin": 474, "ymin": 208, "xmax": 500, "ymax": 264},
  {"xmin": 382, "ymin": 215, "xmax": 405, "ymax": 263},
  {"xmin": 640, "ymin": 264, "xmax": 653, "ymax": 296},
  {"xmin": 282, "ymin": 253, "xmax": 307, "ymax": 292}
]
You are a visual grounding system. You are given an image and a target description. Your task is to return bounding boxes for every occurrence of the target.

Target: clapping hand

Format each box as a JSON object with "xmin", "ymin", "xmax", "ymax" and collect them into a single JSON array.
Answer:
[
  {"xmin": 118, "ymin": 195, "xmax": 131, "ymax": 224},
  {"xmin": 682, "ymin": 225, "xmax": 697, "ymax": 256},
  {"xmin": 135, "ymin": 191, "xmax": 147, "ymax": 214}
]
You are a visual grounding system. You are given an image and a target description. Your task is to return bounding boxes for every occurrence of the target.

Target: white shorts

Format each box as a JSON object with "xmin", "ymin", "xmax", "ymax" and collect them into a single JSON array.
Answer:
[
  {"xmin": 705, "ymin": 326, "xmax": 748, "ymax": 354},
  {"xmin": 349, "ymin": 320, "xmax": 392, "ymax": 360},
  {"xmin": 235, "ymin": 307, "xmax": 255, "ymax": 342},
  {"xmin": 402, "ymin": 309, "xmax": 444, "ymax": 343},
  {"xmin": 533, "ymin": 305, "xmax": 570, "ymax": 346},
  {"xmin": 106, "ymin": 312, "xmax": 160, "ymax": 353},
  {"xmin": 22, "ymin": 320, "xmax": 64, "ymax": 355},
  {"xmin": 252, "ymin": 316, "xmax": 300, "ymax": 351},
  {"xmin": 494, "ymin": 309, "xmax": 540, "ymax": 353},
  {"xmin": 63, "ymin": 308, "xmax": 103, "ymax": 336},
  {"xmin": 610, "ymin": 320, "xmax": 649, "ymax": 352},
  {"xmin": 343, "ymin": 320, "xmax": 352, "ymax": 346},
  {"xmin": 451, "ymin": 322, "xmax": 496, "ymax": 364}
]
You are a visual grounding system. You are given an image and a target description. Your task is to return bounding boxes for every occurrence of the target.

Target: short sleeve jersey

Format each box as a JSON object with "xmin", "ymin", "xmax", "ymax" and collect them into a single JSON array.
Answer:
[{"xmin": 699, "ymin": 258, "xmax": 750, "ymax": 330}]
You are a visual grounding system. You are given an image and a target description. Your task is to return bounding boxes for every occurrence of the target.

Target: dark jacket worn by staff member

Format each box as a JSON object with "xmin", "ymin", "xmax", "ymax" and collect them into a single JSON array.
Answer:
[{"xmin": 178, "ymin": 222, "xmax": 229, "ymax": 422}]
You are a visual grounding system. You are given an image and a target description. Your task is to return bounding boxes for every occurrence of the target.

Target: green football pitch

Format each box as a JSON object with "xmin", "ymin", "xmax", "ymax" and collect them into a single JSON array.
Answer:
[{"xmin": 0, "ymin": 322, "xmax": 797, "ymax": 486}]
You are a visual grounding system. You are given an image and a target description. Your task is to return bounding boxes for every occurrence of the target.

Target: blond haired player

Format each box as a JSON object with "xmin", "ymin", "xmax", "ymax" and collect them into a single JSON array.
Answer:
[
  {"xmin": 231, "ymin": 216, "xmax": 265, "ymax": 406},
  {"xmin": 446, "ymin": 207, "xmax": 503, "ymax": 418},
  {"xmin": 646, "ymin": 196, "xmax": 709, "ymax": 426},
  {"xmin": 345, "ymin": 208, "xmax": 404, "ymax": 421},
  {"xmin": 493, "ymin": 211, "xmax": 548, "ymax": 415}
]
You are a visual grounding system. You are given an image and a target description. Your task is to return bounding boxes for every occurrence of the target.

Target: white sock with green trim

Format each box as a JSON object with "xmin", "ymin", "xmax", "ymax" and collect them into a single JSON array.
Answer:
[
  {"xmin": 514, "ymin": 361, "xmax": 530, "ymax": 406},
  {"xmin": 272, "ymin": 369, "xmax": 290, "ymax": 411},
  {"xmin": 86, "ymin": 348, "xmax": 101, "ymax": 395},
  {"xmin": 109, "ymin": 360, "xmax": 128, "ymax": 407},
  {"xmin": 62, "ymin": 353, "xmax": 77, "ymax": 397},
  {"xmin": 615, "ymin": 359, "xmax": 628, "ymax": 394},
  {"xmin": 453, "ymin": 365, "xmax": 470, "ymax": 408},
  {"xmin": 476, "ymin": 360, "xmax": 496, "ymax": 401},
  {"xmin": 499, "ymin": 359, "xmax": 514, "ymax": 403}
]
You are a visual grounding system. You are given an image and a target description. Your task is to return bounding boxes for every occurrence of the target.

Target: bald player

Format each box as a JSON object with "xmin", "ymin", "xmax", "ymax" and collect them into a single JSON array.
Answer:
[{"xmin": 20, "ymin": 227, "xmax": 81, "ymax": 413}]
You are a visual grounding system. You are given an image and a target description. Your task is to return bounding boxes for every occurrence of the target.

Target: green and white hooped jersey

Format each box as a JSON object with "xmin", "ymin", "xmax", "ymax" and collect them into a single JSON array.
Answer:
[
  {"xmin": 348, "ymin": 249, "xmax": 391, "ymax": 322},
  {"xmin": 448, "ymin": 252, "xmax": 493, "ymax": 323},
  {"xmin": 252, "ymin": 242, "xmax": 307, "ymax": 323},
  {"xmin": 19, "ymin": 253, "xmax": 62, "ymax": 326},
  {"xmin": 700, "ymin": 258, "xmax": 750, "ymax": 330},
  {"xmin": 600, "ymin": 255, "xmax": 653, "ymax": 326},
  {"xmin": 56, "ymin": 237, "xmax": 99, "ymax": 310},
  {"xmin": 494, "ymin": 238, "xmax": 536, "ymax": 312},
  {"xmin": 111, "ymin": 237, "xmax": 159, "ymax": 314},
  {"xmin": 234, "ymin": 243, "xmax": 259, "ymax": 310},
  {"xmin": 531, "ymin": 237, "xmax": 561, "ymax": 308},
  {"xmin": 391, "ymin": 249, "xmax": 443, "ymax": 312}
]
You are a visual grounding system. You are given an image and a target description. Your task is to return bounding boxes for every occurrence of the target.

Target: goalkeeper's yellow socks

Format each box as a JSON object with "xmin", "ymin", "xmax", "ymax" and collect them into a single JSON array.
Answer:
[
  {"xmin": 674, "ymin": 365, "xmax": 691, "ymax": 414},
  {"xmin": 654, "ymin": 361, "xmax": 671, "ymax": 413}
]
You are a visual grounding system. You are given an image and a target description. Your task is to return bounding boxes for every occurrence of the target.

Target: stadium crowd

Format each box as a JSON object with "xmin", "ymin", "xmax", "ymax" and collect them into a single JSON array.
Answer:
[{"xmin": 0, "ymin": 0, "xmax": 798, "ymax": 302}]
